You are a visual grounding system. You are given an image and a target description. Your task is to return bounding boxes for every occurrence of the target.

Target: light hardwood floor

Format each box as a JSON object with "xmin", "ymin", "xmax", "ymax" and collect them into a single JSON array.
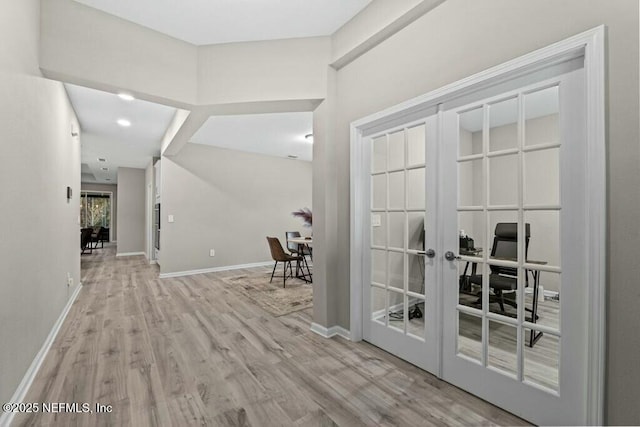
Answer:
[{"xmin": 14, "ymin": 247, "xmax": 528, "ymax": 426}]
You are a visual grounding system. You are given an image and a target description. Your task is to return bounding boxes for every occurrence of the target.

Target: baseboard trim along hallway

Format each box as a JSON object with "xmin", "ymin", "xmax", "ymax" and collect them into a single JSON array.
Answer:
[
  {"xmin": 0, "ymin": 283, "xmax": 83, "ymax": 427},
  {"xmin": 310, "ymin": 323, "xmax": 352, "ymax": 340},
  {"xmin": 158, "ymin": 261, "xmax": 273, "ymax": 279},
  {"xmin": 115, "ymin": 251, "xmax": 146, "ymax": 257}
]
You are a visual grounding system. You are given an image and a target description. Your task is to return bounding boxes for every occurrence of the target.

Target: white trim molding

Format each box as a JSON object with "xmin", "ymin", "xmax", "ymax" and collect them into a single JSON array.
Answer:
[
  {"xmin": 116, "ymin": 251, "xmax": 146, "ymax": 257},
  {"xmin": 158, "ymin": 261, "xmax": 273, "ymax": 279},
  {"xmin": 310, "ymin": 323, "xmax": 352, "ymax": 340},
  {"xmin": 0, "ymin": 283, "xmax": 83, "ymax": 427},
  {"xmin": 350, "ymin": 26, "xmax": 605, "ymax": 425}
]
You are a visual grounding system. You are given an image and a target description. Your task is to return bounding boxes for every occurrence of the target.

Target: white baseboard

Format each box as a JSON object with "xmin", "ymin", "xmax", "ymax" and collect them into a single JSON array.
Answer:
[
  {"xmin": 310, "ymin": 323, "xmax": 352, "ymax": 341},
  {"xmin": 116, "ymin": 251, "xmax": 146, "ymax": 257},
  {"xmin": 158, "ymin": 261, "xmax": 273, "ymax": 279},
  {"xmin": 0, "ymin": 283, "xmax": 83, "ymax": 427}
]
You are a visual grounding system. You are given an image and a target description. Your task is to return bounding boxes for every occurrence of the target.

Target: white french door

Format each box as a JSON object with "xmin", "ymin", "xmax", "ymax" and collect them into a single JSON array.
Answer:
[
  {"xmin": 440, "ymin": 68, "xmax": 587, "ymax": 425},
  {"xmin": 363, "ymin": 113, "xmax": 439, "ymax": 374},
  {"xmin": 354, "ymin": 31, "xmax": 604, "ymax": 425}
]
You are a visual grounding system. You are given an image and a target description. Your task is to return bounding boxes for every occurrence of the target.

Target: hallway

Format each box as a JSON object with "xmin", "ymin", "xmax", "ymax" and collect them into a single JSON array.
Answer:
[{"xmin": 15, "ymin": 248, "xmax": 526, "ymax": 426}]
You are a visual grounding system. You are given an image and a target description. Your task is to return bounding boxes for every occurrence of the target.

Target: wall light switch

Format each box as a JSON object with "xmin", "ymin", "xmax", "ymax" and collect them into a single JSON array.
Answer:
[
  {"xmin": 168, "ymin": 215, "xmax": 175, "ymax": 223},
  {"xmin": 371, "ymin": 214, "xmax": 381, "ymax": 227},
  {"xmin": 209, "ymin": 249, "xmax": 215, "ymax": 257}
]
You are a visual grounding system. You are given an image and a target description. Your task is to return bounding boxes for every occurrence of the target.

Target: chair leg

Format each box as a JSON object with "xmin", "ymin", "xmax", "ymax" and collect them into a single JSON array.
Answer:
[
  {"xmin": 283, "ymin": 261, "xmax": 287, "ymax": 288},
  {"xmin": 270, "ymin": 261, "xmax": 277, "ymax": 283}
]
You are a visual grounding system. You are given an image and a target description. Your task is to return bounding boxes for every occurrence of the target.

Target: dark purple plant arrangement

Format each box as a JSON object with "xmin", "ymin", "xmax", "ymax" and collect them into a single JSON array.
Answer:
[{"xmin": 292, "ymin": 208, "xmax": 312, "ymax": 227}]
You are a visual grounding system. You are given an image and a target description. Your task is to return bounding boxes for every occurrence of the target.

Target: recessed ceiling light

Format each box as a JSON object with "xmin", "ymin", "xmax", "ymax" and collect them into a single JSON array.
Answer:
[
  {"xmin": 101, "ymin": 167, "xmax": 109, "ymax": 171},
  {"xmin": 305, "ymin": 133, "xmax": 314, "ymax": 143},
  {"xmin": 117, "ymin": 118, "xmax": 131, "ymax": 127},
  {"xmin": 287, "ymin": 155, "xmax": 299, "ymax": 159},
  {"xmin": 98, "ymin": 158, "xmax": 107, "ymax": 162},
  {"xmin": 118, "ymin": 92, "xmax": 135, "ymax": 101}
]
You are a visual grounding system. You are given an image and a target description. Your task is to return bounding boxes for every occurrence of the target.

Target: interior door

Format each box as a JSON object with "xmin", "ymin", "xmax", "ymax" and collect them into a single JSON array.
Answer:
[
  {"xmin": 363, "ymin": 114, "xmax": 439, "ymax": 374},
  {"xmin": 440, "ymin": 67, "xmax": 587, "ymax": 425}
]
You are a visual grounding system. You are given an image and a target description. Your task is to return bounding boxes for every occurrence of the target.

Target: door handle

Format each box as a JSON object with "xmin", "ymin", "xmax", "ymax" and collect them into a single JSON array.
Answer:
[
  {"xmin": 417, "ymin": 249, "xmax": 436, "ymax": 258},
  {"xmin": 445, "ymin": 251, "xmax": 460, "ymax": 261}
]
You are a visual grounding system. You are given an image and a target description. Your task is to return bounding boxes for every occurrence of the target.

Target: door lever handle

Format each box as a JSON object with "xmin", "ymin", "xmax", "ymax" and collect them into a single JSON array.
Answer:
[
  {"xmin": 445, "ymin": 251, "xmax": 460, "ymax": 261},
  {"xmin": 418, "ymin": 249, "xmax": 436, "ymax": 258}
]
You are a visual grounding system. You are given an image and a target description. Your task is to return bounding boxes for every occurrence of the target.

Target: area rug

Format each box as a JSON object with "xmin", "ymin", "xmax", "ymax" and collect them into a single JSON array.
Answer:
[{"xmin": 221, "ymin": 270, "xmax": 313, "ymax": 317}]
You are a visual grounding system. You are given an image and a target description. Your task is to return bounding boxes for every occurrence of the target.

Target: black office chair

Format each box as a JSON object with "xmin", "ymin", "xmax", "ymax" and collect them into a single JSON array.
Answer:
[{"xmin": 469, "ymin": 223, "xmax": 530, "ymax": 313}]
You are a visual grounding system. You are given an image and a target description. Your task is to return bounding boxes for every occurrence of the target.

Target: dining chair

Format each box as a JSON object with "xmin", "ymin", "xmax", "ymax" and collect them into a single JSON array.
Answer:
[{"xmin": 266, "ymin": 237, "xmax": 303, "ymax": 288}]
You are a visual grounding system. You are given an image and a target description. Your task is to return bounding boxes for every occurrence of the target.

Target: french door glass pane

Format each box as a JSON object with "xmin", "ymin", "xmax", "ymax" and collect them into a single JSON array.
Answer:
[
  {"xmin": 524, "ymin": 86, "xmax": 559, "ymax": 147},
  {"xmin": 524, "ymin": 329, "xmax": 559, "ymax": 392},
  {"xmin": 407, "ymin": 124, "xmax": 426, "ymax": 166},
  {"xmin": 524, "ymin": 148, "xmax": 559, "ymax": 206},
  {"xmin": 488, "ymin": 320, "xmax": 517, "ymax": 377},
  {"xmin": 489, "ymin": 154, "xmax": 518, "ymax": 206},
  {"xmin": 458, "ymin": 311, "xmax": 482, "ymax": 362},
  {"xmin": 459, "ymin": 107, "xmax": 483, "ymax": 157},
  {"xmin": 489, "ymin": 97, "xmax": 518, "ymax": 152}
]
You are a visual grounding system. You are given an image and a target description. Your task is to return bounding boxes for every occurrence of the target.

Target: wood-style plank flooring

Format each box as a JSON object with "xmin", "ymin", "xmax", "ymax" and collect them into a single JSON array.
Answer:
[{"xmin": 14, "ymin": 246, "xmax": 528, "ymax": 426}]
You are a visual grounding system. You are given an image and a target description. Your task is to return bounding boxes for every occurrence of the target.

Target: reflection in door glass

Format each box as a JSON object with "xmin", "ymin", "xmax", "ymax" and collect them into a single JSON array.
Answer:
[
  {"xmin": 458, "ymin": 311, "xmax": 482, "ymax": 363},
  {"xmin": 458, "ymin": 159, "xmax": 483, "ymax": 206},
  {"xmin": 526, "ymin": 270, "xmax": 561, "ymax": 332},
  {"xmin": 524, "ymin": 148, "xmax": 559, "ymax": 206},
  {"xmin": 459, "ymin": 107, "xmax": 483, "ymax": 157},
  {"xmin": 407, "ymin": 124, "xmax": 426, "ymax": 166},
  {"xmin": 489, "ymin": 154, "xmax": 518, "ymax": 206},
  {"xmin": 524, "ymin": 329, "xmax": 559, "ymax": 392},
  {"xmin": 388, "ymin": 171, "xmax": 405, "ymax": 209},
  {"xmin": 388, "ymin": 212, "xmax": 405, "ymax": 250},
  {"xmin": 406, "ymin": 168, "xmax": 426, "ymax": 210},
  {"xmin": 488, "ymin": 320, "xmax": 517, "ymax": 377},
  {"xmin": 371, "ymin": 174, "xmax": 386, "ymax": 210},
  {"xmin": 371, "ymin": 286, "xmax": 386, "ymax": 324},
  {"xmin": 489, "ymin": 97, "xmax": 518, "ymax": 152},
  {"xmin": 388, "ymin": 130, "xmax": 405, "ymax": 170},
  {"xmin": 371, "ymin": 249, "xmax": 386, "ymax": 285},
  {"xmin": 388, "ymin": 251, "xmax": 404, "ymax": 290},
  {"xmin": 371, "ymin": 212, "xmax": 386, "ymax": 247},
  {"xmin": 408, "ymin": 253, "xmax": 425, "ymax": 295},
  {"xmin": 372, "ymin": 135, "xmax": 387, "ymax": 172},
  {"xmin": 407, "ymin": 212, "xmax": 425, "ymax": 251},
  {"xmin": 388, "ymin": 290, "xmax": 405, "ymax": 332},
  {"xmin": 407, "ymin": 297, "xmax": 425, "ymax": 340},
  {"xmin": 525, "ymin": 86, "xmax": 559, "ymax": 147},
  {"xmin": 458, "ymin": 260, "xmax": 485, "ymax": 310}
]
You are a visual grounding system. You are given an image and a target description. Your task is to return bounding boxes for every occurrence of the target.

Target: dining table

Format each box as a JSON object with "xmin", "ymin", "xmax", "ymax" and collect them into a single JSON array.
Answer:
[{"xmin": 287, "ymin": 236, "xmax": 312, "ymax": 282}]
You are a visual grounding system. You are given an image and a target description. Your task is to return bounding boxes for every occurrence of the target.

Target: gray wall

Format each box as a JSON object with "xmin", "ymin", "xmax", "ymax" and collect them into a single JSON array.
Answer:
[
  {"xmin": 315, "ymin": 0, "xmax": 638, "ymax": 424},
  {"xmin": 0, "ymin": 0, "xmax": 81, "ymax": 406},
  {"xmin": 116, "ymin": 167, "xmax": 146, "ymax": 254},
  {"xmin": 160, "ymin": 143, "xmax": 312, "ymax": 274},
  {"xmin": 144, "ymin": 160, "xmax": 155, "ymax": 261},
  {"xmin": 81, "ymin": 183, "xmax": 117, "ymax": 240}
]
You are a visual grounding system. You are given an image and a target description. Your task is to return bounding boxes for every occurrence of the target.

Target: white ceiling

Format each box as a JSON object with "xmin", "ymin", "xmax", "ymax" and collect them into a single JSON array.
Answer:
[
  {"xmin": 73, "ymin": 0, "xmax": 372, "ymax": 45},
  {"xmin": 191, "ymin": 112, "xmax": 313, "ymax": 162},
  {"xmin": 65, "ymin": 84, "xmax": 176, "ymax": 183}
]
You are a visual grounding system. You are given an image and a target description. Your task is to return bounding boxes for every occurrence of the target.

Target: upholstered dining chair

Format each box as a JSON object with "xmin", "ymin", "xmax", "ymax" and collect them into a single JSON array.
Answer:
[{"xmin": 266, "ymin": 237, "xmax": 303, "ymax": 288}]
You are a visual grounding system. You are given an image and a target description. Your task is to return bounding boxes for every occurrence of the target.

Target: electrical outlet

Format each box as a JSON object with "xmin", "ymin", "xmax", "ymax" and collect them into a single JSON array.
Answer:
[
  {"xmin": 371, "ymin": 214, "xmax": 381, "ymax": 227},
  {"xmin": 209, "ymin": 249, "xmax": 215, "ymax": 257},
  {"xmin": 67, "ymin": 273, "xmax": 73, "ymax": 287}
]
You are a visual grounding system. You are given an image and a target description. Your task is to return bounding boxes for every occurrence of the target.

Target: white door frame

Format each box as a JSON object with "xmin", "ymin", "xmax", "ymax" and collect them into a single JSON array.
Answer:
[
  {"xmin": 81, "ymin": 190, "xmax": 115, "ymax": 242},
  {"xmin": 349, "ymin": 26, "xmax": 605, "ymax": 424}
]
